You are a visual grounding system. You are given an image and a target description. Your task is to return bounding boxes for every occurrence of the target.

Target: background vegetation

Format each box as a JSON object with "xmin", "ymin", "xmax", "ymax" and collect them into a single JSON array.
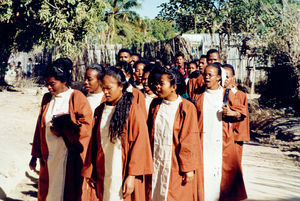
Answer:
[{"xmin": 0, "ymin": 0, "xmax": 299, "ymax": 109}]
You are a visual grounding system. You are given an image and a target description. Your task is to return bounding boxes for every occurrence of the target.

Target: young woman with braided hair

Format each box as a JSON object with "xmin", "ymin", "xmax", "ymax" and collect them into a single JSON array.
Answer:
[{"xmin": 83, "ymin": 67, "xmax": 153, "ymax": 201}]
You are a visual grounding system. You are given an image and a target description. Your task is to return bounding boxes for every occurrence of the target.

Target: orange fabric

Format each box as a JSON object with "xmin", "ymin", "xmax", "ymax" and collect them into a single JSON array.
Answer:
[
  {"xmin": 31, "ymin": 90, "xmax": 93, "ymax": 201},
  {"xmin": 227, "ymin": 80, "xmax": 250, "ymax": 166},
  {"xmin": 84, "ymin": 101, "xmax": 153, "ymax": 201},
  {"xmin": 195, "ymin": 90, "xmax": 247, "ymax": 201},
  {"xmin": 146, "ymin": 98, "xmax": 202, "ymax": 201},
  {"xmin": 132, "ymin": 87, "xmax": 147, "ymax": 116},
  {"xmin": 187, "ymin": 75, "xmax": 205, "ymax": 100}
]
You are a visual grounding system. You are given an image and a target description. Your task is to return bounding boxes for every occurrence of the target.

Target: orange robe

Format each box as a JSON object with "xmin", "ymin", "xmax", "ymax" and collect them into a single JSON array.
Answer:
[
  {"xmin": 82, "ymin": 95, "xmax": 106, "ymax": 201},
  {"xmin": 84, "ymin": 101, "xmax": 153, "ymax": 201},
  {"xmin": 31, "ymin": 90, "xmax": 93, "ymax": 201},
  {"xmin": 195, "ymin": 89, "xmax": 247, "ymax": 201},
  {"xmin": 146, "ymin": 98, "xmax": 202, "ymax": 201},
  {"xmin": 231, "ymin": 86, "xmax": 250, "ymax": 165},
  {"xmin": 131, "ymin": 86, "xmax": 147, "ymax": 116},
  {"xmin": 187, "ymin": 74, "xmax": 205, "ymax": 100}
]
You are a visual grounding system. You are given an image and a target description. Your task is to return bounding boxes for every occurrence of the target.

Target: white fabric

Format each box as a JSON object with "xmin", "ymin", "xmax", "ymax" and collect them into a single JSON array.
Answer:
[
  {"xmin": 220, "ymin": 67, "xmax": 227, "ymax": 87},
  {"xmin": 100, "ymin": 104, "xmax": 123, "ymax": 201},
  {"xmin": 231, "ymin": 87, "xmax": 237, "ymax": 94},
  {"xmin": 144, "ymin": 93, "xmax": 156, "ymax": 115},
  {"xmin": 87, "ymin": 92, "xmax": 104, "ymax": 115},
  {"xmin": 45, "ymin": 88, "xmax": 73, "ymax": 201},
  {"xmin": 127, "ymin": 84, "xmax": 133, "ymax": 93},
  {"xmin": 203, "ymin": 87, "xmax": 224, "ymax": 201},
  {"xmin": 152, "ymin": 96, "xmax": 182, "ymax": 201},
  {"xmin": 136, "ymin": 85, "xmax": 143, "ymax": 90}
]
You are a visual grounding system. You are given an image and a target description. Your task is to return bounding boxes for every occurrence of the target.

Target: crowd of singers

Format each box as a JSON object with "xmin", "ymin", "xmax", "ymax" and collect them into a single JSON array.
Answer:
[{"xmin": 29, "ymin": 48, "xmax": 249, "ymax": 201}]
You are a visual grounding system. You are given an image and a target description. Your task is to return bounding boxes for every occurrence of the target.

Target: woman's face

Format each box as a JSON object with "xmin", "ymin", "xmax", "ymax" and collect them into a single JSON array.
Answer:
[
  {"xmin": 204, "ymin": 66, "xmax": 221, "ymax": 90},
  {"xmin": 154, "ymin": 74, "xmax": 176, "ymax": 100},
  {"xmin": 187, "ymin": 63, "xmax": 197, "ymax": 75},
  {"xmin": 101, "ymin": 75, "xmax": 123, "ymax": 106},
  {"xmin": 45, "ymin": 77, "xmax": 68, "ymax": 96},
  {"xmin": 142, "ymin": 71, "xmax": 152, "ymax": 93},
  {"xmin": 134, "ymin": 63, "xmax": 145, "ymax": 83},
  {"xmin": 84, "ymin": 69, "xmax": 101, "ymax": 94}
]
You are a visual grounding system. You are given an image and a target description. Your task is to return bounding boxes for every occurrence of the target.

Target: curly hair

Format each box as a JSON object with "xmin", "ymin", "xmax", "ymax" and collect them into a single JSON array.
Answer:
[
  {"xmin": 116, "ymin": 61, "xmax": 136, "ymax": 87},
  {"xmin": 148, "ymin": 66, "xmax": 186, "ymax": 96},
  {"xmin": 45, "ymin": 58, "xmax": 73, "ymax": 86},
  {"xmin": 101, "ymin": 67, "xmax": 133, "ymax": 143}
]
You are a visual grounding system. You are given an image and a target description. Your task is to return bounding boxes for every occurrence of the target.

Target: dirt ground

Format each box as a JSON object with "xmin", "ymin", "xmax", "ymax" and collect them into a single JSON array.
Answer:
[{"xmin": 0, "ymin": 88, "xmax": 299, "ymax": 201}]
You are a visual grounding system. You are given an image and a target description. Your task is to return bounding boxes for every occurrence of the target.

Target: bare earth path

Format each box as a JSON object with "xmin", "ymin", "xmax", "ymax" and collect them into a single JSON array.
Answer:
[{"xmin": 0, "ymin": 89, "xmax": 299, "ymax": 201}]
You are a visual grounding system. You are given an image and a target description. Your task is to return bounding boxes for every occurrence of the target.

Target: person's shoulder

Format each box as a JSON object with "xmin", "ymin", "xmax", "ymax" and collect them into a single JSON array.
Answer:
[
  {"xmin": 41, "ymin": 92, "xmax": 52, "ymax": 104},
  {"xmin": 181, "ymin": 98, "xmax": 195, "ymax": 108},
  {"xmin": 72, "ymin": 89, "xmax": 86, "ymax": 97},
  {"xmin": 72, "ymin": 89, "xmax": 89, "ymax": 102}
]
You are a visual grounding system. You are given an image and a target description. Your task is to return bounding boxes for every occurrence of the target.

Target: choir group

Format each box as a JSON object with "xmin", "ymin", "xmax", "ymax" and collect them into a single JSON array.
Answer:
[{"xmin": 29, "ymin": 48, "xmax": 249, "ymax": 201}]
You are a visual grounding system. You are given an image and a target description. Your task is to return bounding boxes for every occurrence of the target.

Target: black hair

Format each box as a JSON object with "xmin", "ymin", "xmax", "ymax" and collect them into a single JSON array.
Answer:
[
  {"xmin": 131, "ymin": 52, "xmax": 141, "ymax": 59},
  {"xmin": 200, "ymin": 54, "xmax": 207, "ymax": 59},
  {"xmin": 86, "ymin": 64, "xmax": 104, "ymax": 80},
  {"xmin": 116, "ymin": 61, "xmax": 135, "ymax": 87},
  {"xmin": 133, "ymin": 61, "xmax": 147, "ymax": 71},
  {"xmin": 206, "ymin": 49, "xmax": 220, "ymax": 58},
  {"xmin": 206, "ymin": 62, "xmax": 222, "ymax": 76},
  {"xmin": 222, "ymin": 64, "xmax": 235, "ymax": 76},
  {"xmin": 45, "ymin": 58, "xmax": 73, "ymax": 86},
  {"xmin": 117, "ymin": 48, "xmax": 131, "ymax": 58},
  {"xmin": 189, "ymin": 70, "xmax": 201, "ymax": 79},
  {"xmin": 100, "ymin": 67, "xmax": 133, "ymax": 143},
  {"xmin": 148, "ymin": 57, "xmax": 156, "ymax": 63},
  {"xmin": 28, "ymin": 58, "xmax": 33, "ymax": 61},
  {"xmin": 148, "ymin": 66, "xmax": 186, "ymax": 96},
  {"xmin": 143, "ymin": 62, "xmax": 160, "ymax": 75},
  {"xmin": 175, "ymin": 52, "xmax": 185, "ymax": 59},
  {"xmin": 189, "ymin": 61, "xmax": 198, "ymax": 67}
]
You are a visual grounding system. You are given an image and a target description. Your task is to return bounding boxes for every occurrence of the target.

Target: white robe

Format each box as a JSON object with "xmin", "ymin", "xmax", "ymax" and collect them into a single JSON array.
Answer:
[
  {"xmin": 152, "ymin": 96, "xmax": 182, "ymax": 201},
  {"xmin": 100, "ymin": 104, "xmax": 123, "ymax": 201},
  {"xmin": 87, "ymin": 92, "xmax": 104, "ymax": 115},
  {"xmin": 203, "ymin": 87, "xmax": 224, "ymax": 201},
  {"xmin": 45, "ymin": 88, "xmax": 73, "ymax": 201},
  {"xmin": 144, "ymin": 93, "xmax": 156, "ymax": 115}
]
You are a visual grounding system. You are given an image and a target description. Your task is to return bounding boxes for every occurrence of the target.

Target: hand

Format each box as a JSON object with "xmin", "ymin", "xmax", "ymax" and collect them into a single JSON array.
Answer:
[
  {"xmin": 29, "ymin": 157, "xmax": 37, "ymax": 170},
  {"xmin": 183, "ymin": 171, "xmax": 194, "ymax": 184},
  {"xmin": 123, "ymin": 175, "xmax": 135, "ymax": 198}
]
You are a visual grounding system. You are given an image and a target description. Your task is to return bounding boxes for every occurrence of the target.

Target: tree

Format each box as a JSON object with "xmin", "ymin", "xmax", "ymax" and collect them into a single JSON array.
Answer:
[{"xmin": 0, "ymin": 0, "xmax": 106, "ymax": 84}]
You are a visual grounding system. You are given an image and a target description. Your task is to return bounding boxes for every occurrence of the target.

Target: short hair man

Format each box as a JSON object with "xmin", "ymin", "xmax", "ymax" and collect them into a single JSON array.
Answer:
[
  {"xmin": 207, "ymin": 49, "xmax": 221, "ymax": 64},
  {"xmin": 117, "ymin": 48, "xmax": 131, "ymax": 63}
]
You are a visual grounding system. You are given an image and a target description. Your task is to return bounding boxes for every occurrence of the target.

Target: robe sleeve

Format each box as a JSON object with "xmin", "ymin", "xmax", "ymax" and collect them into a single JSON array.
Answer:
[
  {"xmin": 228, "ymin": 90, "xmax": 247, "ymax": 118},
  {"xmin": 31, "ymin": 93, "xmax": 51, "ymax": 158},
  {"xmin": 70, "ymin": 90, "xmax": 93, "ymax": 163},
  {"xmin": 232, "ymin": 90, "xmax": 250, "ymax": 141},
  {"xmin": 127, "ymin": 103, "xmax": 154, "ymax": 176},
  {"xmin": 178, "ymin": 101, "xmax": 201, "ymax": 172}
]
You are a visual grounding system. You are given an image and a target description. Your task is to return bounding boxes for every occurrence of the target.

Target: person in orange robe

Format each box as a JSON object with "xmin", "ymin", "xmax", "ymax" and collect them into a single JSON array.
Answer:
[
  {"xmin": 83, "ymin": 67, "xmax": 153, "ymax": 201},
  {"xmin": 146, "ymin": 67, "xmax": 202, "ymax": 201},
  {"xmin": 195, "ymin": 63, "xmax": 247, "ymax": 201},
  {"xmin": 187, "ymin": 55, "xmax": 207, "ymax": 99},
  {"xmin": 29, "ymin": 58, "xmax": 93, "ymax": 201},
  {"xmin": 82, "ymin": 64, "xmax": 106, "ymax": 201},
  {"xmin": 222, "ymin": 64, "xmax": 250, "ymax": 165},
  {"xmin": 116, "ymin": 61, "xmax": 147, "ymax": 115}
]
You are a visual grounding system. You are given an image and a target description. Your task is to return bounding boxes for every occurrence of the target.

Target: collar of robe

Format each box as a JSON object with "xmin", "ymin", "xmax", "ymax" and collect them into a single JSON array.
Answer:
[{"xmin": 162, "ymin": 95, "xmax": 182, "ymax": 105}]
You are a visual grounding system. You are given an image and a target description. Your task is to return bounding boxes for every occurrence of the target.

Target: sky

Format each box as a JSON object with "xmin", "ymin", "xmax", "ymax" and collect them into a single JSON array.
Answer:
[{"xmin": 133, "ymin": 0, "xmax": 169, "ymax": 19}]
